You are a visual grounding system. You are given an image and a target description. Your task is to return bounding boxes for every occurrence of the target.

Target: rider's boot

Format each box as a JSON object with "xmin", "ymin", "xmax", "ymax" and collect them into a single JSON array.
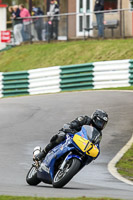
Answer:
[
  {"xmin": 34, "ymin": 133, "xmax": 66, "ymax": 162},
  {"xmin": 34, "ymin": 149, "xmax": 47, "ymax": 161}
]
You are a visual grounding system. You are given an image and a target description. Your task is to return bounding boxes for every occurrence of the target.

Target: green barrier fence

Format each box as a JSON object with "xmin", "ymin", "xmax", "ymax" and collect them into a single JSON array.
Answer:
[
  {"xmin": 2, "ymin": 71, "xmax": 29, "ymax": 96},
  {"xmin": 60, "ymin": 63, "xmax": 94, "ymax": 91},
  {"xmin": 129, "ymin": 60, "xmax": 133, "ymax": 85},
  {"xmin": 0, "ymin": 60, "xmax": 132, "ymax": 98}
]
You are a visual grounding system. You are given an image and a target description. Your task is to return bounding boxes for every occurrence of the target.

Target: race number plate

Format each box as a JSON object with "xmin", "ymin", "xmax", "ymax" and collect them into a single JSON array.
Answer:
[{"xmin": 73, "ymin": 134, "xmax": 99, "ymax": 158}]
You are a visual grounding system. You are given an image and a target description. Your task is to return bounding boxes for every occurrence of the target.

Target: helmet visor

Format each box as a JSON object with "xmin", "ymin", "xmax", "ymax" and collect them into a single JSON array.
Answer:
[{"xmin": 94, "ymin": 117, "xmax": 107, "ymax": 130}]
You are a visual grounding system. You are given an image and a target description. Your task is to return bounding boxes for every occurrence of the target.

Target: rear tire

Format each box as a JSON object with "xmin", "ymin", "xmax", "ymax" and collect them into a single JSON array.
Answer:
[
  {"xmin": 53, "ymin": 158, "xmax": 81, "ymax": 188},
  {"xmin": 26, "ymin": 166, "xmax": 41, "ymax": 186}
]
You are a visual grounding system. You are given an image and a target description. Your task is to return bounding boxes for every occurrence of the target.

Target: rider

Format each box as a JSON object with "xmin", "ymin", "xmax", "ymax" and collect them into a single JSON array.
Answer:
[{"xmin": 34, "ymin": 109, "xmax": 108, "ymax": 161}]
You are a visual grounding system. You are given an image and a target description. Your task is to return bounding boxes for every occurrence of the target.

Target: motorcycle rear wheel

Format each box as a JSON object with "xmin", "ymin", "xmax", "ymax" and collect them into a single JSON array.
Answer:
[
  {"xmin": 26, "ymin": 165, "xmax": 41, "ymax": 185},
  {"xmin": 53, "ymin": 158, "xmax": 81, "ymax": 188}
]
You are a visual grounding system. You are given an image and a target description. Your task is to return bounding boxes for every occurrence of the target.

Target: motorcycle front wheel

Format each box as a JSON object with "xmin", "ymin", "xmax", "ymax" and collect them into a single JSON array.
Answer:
[
  {"xmin": 26, "ymin": 165, "xmax": 41, "ymax": 186},
  {"xmin": 52, "ymin": 158, "xmax": 81, "ymax": 188}
]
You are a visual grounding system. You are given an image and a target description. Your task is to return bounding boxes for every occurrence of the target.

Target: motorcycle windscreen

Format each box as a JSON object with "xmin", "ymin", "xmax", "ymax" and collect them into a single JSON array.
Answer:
[{"xmin": 82, "ymin": 125, "xmax": 100, "ymax": 142}]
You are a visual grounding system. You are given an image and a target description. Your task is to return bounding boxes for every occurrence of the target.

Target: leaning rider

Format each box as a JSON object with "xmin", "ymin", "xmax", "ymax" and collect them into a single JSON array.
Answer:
[{"xmin": 34, "ymin": 109, "xmax": 108, "ymax": 162}]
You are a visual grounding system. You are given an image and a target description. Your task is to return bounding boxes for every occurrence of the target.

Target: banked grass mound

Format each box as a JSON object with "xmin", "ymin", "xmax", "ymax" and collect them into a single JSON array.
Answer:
[{"xmin": 0, "ymin": 39, "xmax": 133, "ymax": 72}]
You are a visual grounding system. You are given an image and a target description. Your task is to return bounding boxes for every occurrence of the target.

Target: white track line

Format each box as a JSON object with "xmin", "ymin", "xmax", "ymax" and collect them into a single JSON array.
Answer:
[{"xmin": 108, "ymin": 134, "xmax": 133, "ymax": 185}]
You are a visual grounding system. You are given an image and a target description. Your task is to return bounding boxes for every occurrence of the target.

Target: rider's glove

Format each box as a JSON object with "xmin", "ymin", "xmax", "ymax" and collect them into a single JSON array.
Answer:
[{"xmin": 62, "ymin": 124, "xmax": 75, "ymax": 134}]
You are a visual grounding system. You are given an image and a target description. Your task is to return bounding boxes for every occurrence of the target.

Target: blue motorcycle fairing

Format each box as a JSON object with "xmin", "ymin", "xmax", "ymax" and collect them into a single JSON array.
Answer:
[
  {"xmin": 66, "ymin": 154, "xmax": 82, "ymax": 161},
  {"xmin": 37, "ymin": 164, "xmax": 52, "ymax": 184},
  {"xmin": 37, "ymin": 135, "xmax": 76, "ymax": 182}
]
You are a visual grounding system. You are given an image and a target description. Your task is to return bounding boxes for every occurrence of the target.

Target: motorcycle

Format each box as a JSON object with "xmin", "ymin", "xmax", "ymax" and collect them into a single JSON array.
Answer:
[{"xmin": 26, "ymin": 125, "xmax": 100, "ymax": 188}]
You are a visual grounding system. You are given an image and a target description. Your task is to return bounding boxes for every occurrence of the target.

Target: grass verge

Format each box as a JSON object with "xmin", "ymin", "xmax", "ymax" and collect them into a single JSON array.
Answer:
[
  {"xmin": 0, "ymin": 196, "xmax": 122, "ymax": 200},
  {"xmin": 116, "ymin": 144, "xmax": 133, "ymax": 182},
  {"xmin": 103, "ymin": 86, "xmax": 133, "ymax": 90}
]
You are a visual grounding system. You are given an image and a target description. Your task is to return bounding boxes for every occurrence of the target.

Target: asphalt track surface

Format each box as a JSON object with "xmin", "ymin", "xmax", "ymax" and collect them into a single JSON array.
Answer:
[{"xmin": 0, "ymin": 91, "xmax": 133, "ymax": 199}]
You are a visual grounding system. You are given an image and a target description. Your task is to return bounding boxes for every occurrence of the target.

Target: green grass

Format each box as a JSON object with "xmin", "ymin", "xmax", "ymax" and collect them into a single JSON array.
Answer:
[
  {"xmin": 0, "ymin": 196, "xmax": 122, "ymax": 200},
  {"xmin": 98, "ymin": 86, "xmax": 133, "ymax": 90},
  {"xmin": 116, "ymin": 144, "xmax": 133, "ymax": 181},
  {"xmin": 0, "ymin": 38, "xmax": 133, "ymax": 72}
]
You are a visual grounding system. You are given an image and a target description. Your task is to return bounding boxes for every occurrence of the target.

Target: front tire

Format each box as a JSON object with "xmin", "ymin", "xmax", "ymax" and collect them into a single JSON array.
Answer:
[
  {"xmin": 26, "ymin": 166, "xmax": 41, "ymax": 186},
  {"xmin": 53, "ymin": 158, "xmax": 81, "ymax": 188}
]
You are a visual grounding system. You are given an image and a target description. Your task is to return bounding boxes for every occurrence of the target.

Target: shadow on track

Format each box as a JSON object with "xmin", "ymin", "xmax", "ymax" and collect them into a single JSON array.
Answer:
[{"xmin": 26, "ymin": 184, "xmax": 89, "ymax": 190}]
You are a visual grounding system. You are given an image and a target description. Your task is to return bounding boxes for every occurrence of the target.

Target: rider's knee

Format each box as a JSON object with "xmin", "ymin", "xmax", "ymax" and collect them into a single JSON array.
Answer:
[
  {"xmin": 50, "ymin": 134, "xmax": 58, "ymax": 142},
  {"xmin": 56, "ymin": 131, "xmax": 66, "ymax": 143},
  {"xmin": 45, "ymin": 143, "xmax": 54, "ymax": 152}
]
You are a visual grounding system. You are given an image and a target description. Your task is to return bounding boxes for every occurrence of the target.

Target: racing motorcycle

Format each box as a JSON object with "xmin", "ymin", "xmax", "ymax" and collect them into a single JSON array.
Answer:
[{"xmin": 26, "ymin": 125, "xmax": 100, "ymax": 188}]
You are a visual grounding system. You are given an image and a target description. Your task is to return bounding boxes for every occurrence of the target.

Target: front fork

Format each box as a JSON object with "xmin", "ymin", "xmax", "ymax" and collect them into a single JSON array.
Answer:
[
  {"xmin": 59, "ymin": 152, "xmax": 72, "ymax": 170},
  {"xmin": 59, "ymin": 152, "xmax": 82, "ymax": 171}
]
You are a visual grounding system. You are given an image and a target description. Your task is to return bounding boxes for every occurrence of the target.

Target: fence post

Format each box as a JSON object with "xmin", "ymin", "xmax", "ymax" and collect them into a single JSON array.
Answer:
[
  {"xmin": 29, "ymin": 20, "xmax": 31, "ymax": 44},
  {"xmin": 83, "ymin": 12, "xmax": 86, "ymax": 40},
  {"xmin": 66, "ymin": 14, "xmax": 68, "ymax": 41},
  {"xmin": 122, "ymin": 10, "xmax": 125, "ymax": 38}
]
